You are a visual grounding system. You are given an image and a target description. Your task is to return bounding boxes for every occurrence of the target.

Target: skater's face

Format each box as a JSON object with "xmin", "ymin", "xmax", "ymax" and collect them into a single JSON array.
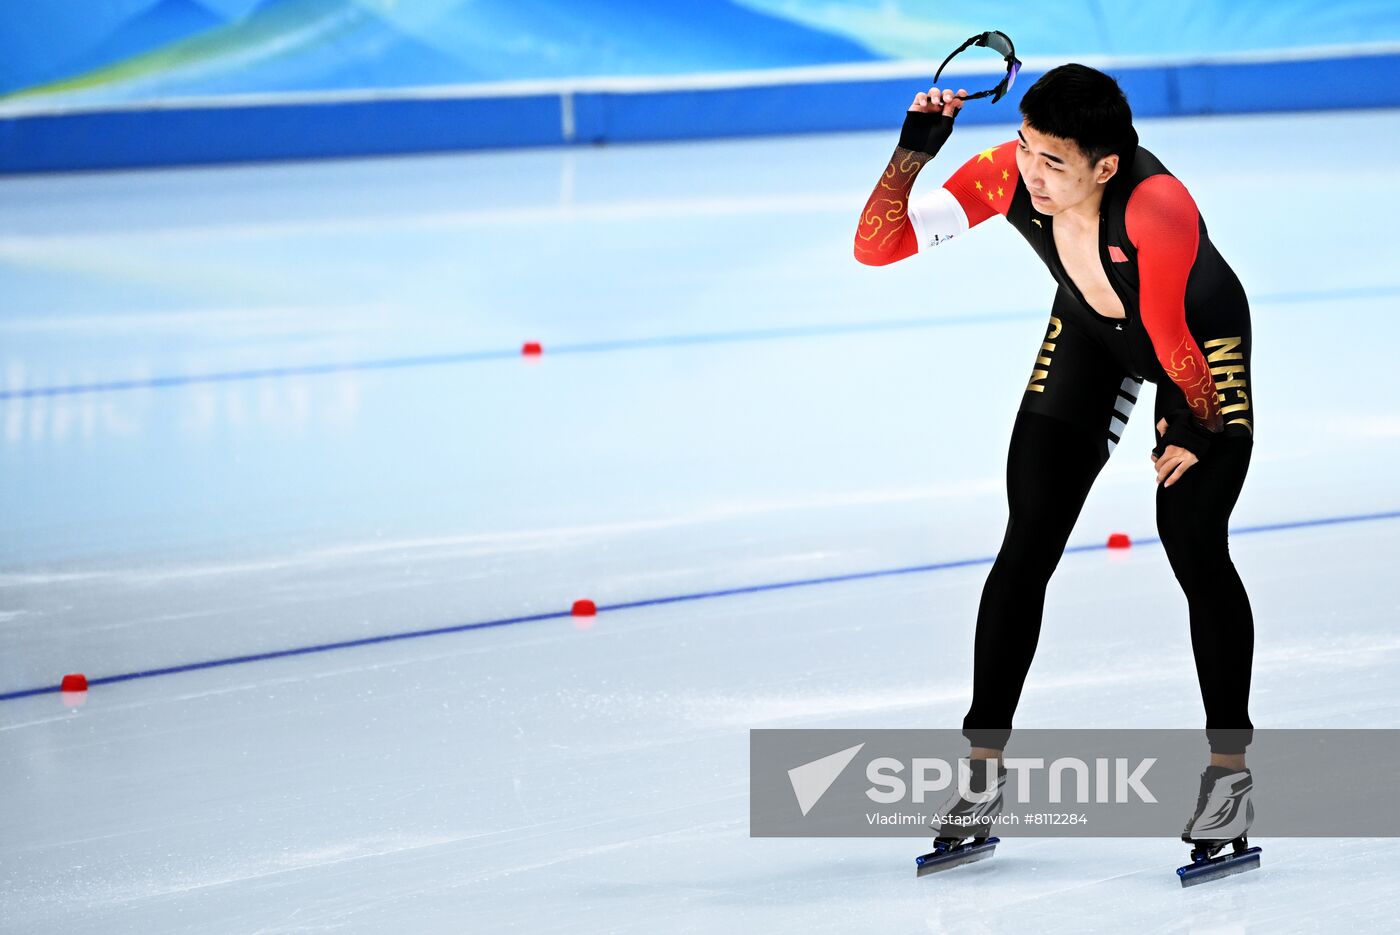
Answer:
[{"xmin": 1016, "ymin": 121, "xmax": 1119, "ymax": 215}]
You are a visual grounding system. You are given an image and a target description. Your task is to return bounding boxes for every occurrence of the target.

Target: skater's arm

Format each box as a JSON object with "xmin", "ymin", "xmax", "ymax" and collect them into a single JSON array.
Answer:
[
  {"xmin": 854, "ymin": 126, "xmax": 1020, "ymax": 264},
  {"xmin": 854, "ymin": 88, "xmax": 970, "ymax": 266},
  {"xmin": 853, "ymin": 143, "xmax": 932, "ymax": 266},
  {"xmin": 938, "ymin": 139, "xmax": 1019, "ymax": 230},
  {"xmin": 1126, "ymin": 175, "xmax": 1224, "ymax": 439},
  {"xmin": 853, "ymin": 136, "xmax": 1018, "ymax": 266}
]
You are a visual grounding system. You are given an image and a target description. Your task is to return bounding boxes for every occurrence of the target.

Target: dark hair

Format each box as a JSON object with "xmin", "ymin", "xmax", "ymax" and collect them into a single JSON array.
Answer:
[{"xmin": 1018, "ymin": 63, "xmax": 1136, "ymax": 165}]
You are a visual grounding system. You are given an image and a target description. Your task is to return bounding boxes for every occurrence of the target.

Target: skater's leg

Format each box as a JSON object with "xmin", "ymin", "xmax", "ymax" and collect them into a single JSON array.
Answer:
[
  {"xmin": 961, "ymin": 302, "xmax": 1139, "ymax": 751},
  {"xmin": 1154, "ymin": 406, "xmax": 1255, "ymax": 757},
  {"xmin": 961, "ymin": 409, "xmax": 1113, "ymax": 749}
]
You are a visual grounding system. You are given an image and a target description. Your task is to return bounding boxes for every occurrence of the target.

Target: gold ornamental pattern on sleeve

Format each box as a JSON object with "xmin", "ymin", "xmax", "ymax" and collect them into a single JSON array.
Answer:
[
  {"xmin": 1162, "ymin": 333, "xmax": 1224, "ymax": 431},
  {"xmin": 855, "ymin": 148, "xmax": 931, "ymax": 255}
]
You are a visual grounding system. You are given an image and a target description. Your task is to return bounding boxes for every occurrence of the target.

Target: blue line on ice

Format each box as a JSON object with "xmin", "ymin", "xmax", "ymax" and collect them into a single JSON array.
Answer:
[
  {"xmin": 3, "ymin": 283, "xmax": 1397, "ymax": 400},
  {"xmin": 2, "ymin": 508, "xmax": 1396, "ymax": 703}
]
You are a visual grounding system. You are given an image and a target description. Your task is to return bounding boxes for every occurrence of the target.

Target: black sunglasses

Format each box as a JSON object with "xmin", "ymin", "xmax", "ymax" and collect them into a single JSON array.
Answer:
[{"xmin": 933, "ymin": 30, "xmax": 1022, "ymax": 104}]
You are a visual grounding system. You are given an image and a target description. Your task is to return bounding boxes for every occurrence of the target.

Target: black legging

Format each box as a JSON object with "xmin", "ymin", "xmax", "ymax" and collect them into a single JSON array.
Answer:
[{"xmin": 961, "ymin": 408, "xmax": 1255, "ymax": 754}]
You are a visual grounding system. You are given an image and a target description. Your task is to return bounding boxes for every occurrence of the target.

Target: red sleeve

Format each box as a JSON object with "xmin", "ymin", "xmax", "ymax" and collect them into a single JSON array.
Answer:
[
  {"xmin": 1125, "ymin": 175, "xmax": 1223, "ymax": 431},
  {"xmin": 853, "ymin": 148, "xmax": 926, "ymax": 266},
  {"xmin": 941, "ymin": 139, "xmax": 1019, "ymax": 225},
  {"xmin": 853, "ymin": 138, "xmax": 1020, "ymax": 266}
]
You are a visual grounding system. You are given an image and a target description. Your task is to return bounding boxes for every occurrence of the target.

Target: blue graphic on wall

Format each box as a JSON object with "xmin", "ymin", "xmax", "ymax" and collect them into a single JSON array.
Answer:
[{"xmin": 2, "ymin": 0, "xmax": 1397, "ymax": 110}]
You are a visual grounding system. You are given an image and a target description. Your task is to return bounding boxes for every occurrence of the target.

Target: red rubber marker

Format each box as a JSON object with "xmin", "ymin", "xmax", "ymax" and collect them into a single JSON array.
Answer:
[
  {"xmin": 60, "ymin": 673, "xmax": 89, "ymax": 709},
  {"xmin": 521, "ymin": 341, "xmax": 543, "ymax": 356},
  {"xmin": 571, "ymin": 599, "xmax": 597, "ymax": 617},
  {"xmin": 1107, "ymin": 532, "xmax": 1132, "ymax": 549}
]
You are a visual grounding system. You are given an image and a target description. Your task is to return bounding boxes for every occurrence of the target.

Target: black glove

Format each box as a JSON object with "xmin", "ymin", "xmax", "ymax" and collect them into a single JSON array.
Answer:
[
  {"xmin": 898, "ymin": 110, "xmax": 958, "ymax": 158},
  {"xmin": 1152, "ymin": 409, "xmax": 1220, "ymax": 460}
]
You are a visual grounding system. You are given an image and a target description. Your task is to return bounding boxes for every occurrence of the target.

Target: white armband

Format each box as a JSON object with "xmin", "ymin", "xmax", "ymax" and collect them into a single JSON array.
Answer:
[{"xmin": 908, "ymin": 187, "xmax": 970, "ymax": 252}]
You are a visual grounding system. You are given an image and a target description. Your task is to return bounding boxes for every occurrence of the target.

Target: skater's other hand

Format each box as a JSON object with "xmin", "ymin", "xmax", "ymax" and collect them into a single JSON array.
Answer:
[{"xmin": 1151, "ymin": 416, "xmax": 1198, "ymax": 487}]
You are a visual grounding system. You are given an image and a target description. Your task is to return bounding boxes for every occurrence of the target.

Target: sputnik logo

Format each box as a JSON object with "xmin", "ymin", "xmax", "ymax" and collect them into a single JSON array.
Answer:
[{"xmin": 787, "ymin": 743, "xmax": 865, "ymax": 816}]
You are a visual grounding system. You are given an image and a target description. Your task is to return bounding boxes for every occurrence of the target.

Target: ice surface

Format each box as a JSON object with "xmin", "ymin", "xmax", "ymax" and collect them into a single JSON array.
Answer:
[{"xmin": 2, "ymin": 108, "xmax": 1398, "ymax": 933}]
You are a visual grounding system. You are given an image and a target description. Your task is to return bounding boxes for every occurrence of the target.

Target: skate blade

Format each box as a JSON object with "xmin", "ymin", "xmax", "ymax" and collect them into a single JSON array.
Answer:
[
  {"xmin": 915, "ymin": 837, "xmax": 999, "ymax": 877},
  {"xmin": 1177, "ymin": 846, "xmax": 1262, "ymax": 887}
]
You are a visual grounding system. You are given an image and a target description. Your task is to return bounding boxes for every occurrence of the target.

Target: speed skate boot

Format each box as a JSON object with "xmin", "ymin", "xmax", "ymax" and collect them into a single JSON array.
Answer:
[
  {"xmin": 1177, "ymin": 765, "xmax": 1262, "ymax": 886},
  {"xmin": 915, "ymin": 759, "xmax": 1007, "ymax": 877}
]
